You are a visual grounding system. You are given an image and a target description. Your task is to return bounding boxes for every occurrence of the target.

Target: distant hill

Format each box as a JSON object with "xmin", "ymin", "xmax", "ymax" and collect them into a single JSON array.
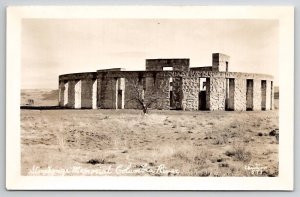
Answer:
[{"xmin": 21, "ymin": 89, "xmax": 59, "ymax": 106}]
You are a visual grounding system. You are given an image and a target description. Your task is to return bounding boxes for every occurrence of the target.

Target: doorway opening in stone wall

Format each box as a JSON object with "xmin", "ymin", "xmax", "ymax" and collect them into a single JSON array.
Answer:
[
  {"xmin": 117, "ymin": 90, "xmax": 123, "ymax": 109},
  {"xmin": 246, "ymin": 79, "xmax": 254, "ymax": 111},
  {"xmin": 198, "ymin": 77, "xmax": 207, "ymax": 110},
  {"xmin": 225, "ymin": 78, "xmax": 235, "ymax": 111}
]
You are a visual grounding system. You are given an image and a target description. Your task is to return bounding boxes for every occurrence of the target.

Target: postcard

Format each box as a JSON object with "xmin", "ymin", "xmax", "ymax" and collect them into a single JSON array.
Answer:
[{"xmin": 6, "ymin": 6, "xmax": 294, "ymax": 190}]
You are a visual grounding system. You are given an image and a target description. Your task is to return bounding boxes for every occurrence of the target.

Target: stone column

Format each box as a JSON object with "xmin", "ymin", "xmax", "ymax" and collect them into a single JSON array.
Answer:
[
  {"xmin": 67, "ymin": 80, "xmax": 75, "ymax": 108},
  {"xmin": 74, "ymin": 80, "xmax": 82, "ymax": 109},
  {"xmin": 253, "ymin": 79, "xmax": 262, "ymax": 111},
  {"xmin": 265, "ymin": 80, "xmax": 271, "ymax": 110},
  {"xmin": 181, "ymin": 77, "xmax": 199, "ymax": 110},
  {"xmin": 261, "ymin": 80, "xmax": 267, "ymax": 110},
  {"xmin": 59, "ymin": 81, "xmax": 68, "ymax": 107},
  {"xmin": 92, "ymin": 79, "xmax": 97, "ymax": 109},
  {"xmin": 81, "ymin": 79, "xmax": 93, "ymax": 109},
  {"xmin": 234, "ymin": 78, "xmax": 246, "ymax": 111},
  {"xmin": 209, "ymin": 77, "xmax": 226, "ymax": 111},
  {"xmin": 270, "ymin": 81, "xmax": 274, "ymax": 110},
  {"xmin": 155, "ymin": 77, "xmax": 170, "ymax": 110}
]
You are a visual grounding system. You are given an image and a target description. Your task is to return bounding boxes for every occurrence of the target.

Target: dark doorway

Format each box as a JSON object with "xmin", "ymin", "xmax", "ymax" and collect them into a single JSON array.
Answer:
[
  {"xmin": 198, "ymin": 91, "xmax": 206, "ymax": 110},
  {"xmin": 170, "ymin": 91, "xmax": 174, "ymax": 108},
  {"xmin": 117, "ymin": 90, "xmax": 123, "ymax": 109},
  {"xmin": 246, "ymin": 79, "xmax": 253, "ymax": 111},
  {"xmin": 198, "ymin": 78, "xmax": 207, "ymax": 110}
]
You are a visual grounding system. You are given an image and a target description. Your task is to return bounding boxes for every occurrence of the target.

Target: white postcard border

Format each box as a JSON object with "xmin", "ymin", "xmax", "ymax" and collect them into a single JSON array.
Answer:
[{"xmin": 6, "ymin": 6, "xmax": 294, "ymax": 190}]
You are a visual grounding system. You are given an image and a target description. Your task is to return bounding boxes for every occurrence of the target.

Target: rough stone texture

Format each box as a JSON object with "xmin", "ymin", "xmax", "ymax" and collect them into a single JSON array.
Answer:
[
  {"xmin": 212, "ymin": 53, "xmax": 230, "ymax": 72},
  {"xmin": 253, "ymin": 79, "xmax": 262, "ymax": 111},
  {"xmin": 190, "ymin": 67, "xmax": 212, "ymax": 71},
  {"xmin": 67, "ymin": 80, "xmax": 76, "ymax": 108},
  {"xmin": 182, "ymin": 77, "xmax": 199, "ymax": 110},
  {"xmin": 97, "ymin": 73, "xmax": 104, "ymax": 108},
  {"xmin": 81, "ymin": 79, "xmax": 93, "ymax": 109},
  {"xmin": 101, "ymin": 77, "xmax": 117, "ymax": 109},
  {"xmin": 209, "ymin": 77, "xmax": 226, "ymax": 111},
  {"xmin": 265, "ymin": 80, "xmax": 271, "ymax": 110},
  {"xmin": 234, "ymin": 78, "xmax": 246, "ymax": 111},
  {"xmin": 206, "ymin": 78, "xmax": 211, "ymax": 110},
  {"xmin": 172, "ymin": 77, "xmax": 183, "ymax": 109},
  {"xmin": 155, "ymin": 77, "xmax": 170, "ymax": 110},
  {"xmin": 58, "ymin": 54, "xmax": 274, "ymax": 111},
  {"xmin": 146, "ymin": 59, "xmax": 190, "ymax": 71}
]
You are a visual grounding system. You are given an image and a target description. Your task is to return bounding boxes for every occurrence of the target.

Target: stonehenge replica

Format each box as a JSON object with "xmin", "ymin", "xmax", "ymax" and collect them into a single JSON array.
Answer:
[{"xmin": 59, "ymin": 53, "xmax": 274, "ymax": 111}]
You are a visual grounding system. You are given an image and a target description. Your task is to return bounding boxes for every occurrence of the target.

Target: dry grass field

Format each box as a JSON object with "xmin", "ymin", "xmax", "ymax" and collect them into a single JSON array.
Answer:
[{"xmin": 21, "ymin": 89, "xmax": 279, "ymax": 177}]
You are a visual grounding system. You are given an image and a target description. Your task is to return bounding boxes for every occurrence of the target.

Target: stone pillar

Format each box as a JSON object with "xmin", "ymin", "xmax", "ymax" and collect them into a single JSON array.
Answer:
[
  {"xmin": 155, "ymin": 77, "xmax": 170, "ymax": 110},
  {"xmin": 92, "ymin": 79, "xmax": 97, "ymax": 109},
  {"xmin": 172, "ymin": 77, "xmax": 183, "ymax": 110},
  {"xmin": 124, "ymin": 77, "xmax": 142, "ymax": 109},
  {"xmin": 209, "ymin": 77, "xmax": 226, "ymax": 111},
  {"xmin": 81, "ymin": 79, "xmax": 93, "ymax": 109},
  {"xmin": 270, "ymin": 81, "xmax": 274, "ymax": 110},
  {"xmin": 63, "ymin": 82, "xmax": 68, "ymax": 107},
  {"xmin": 74, "ymin": 80, "xmax": 81, "ymax": 109},
  {"xmin": 117, "ymin": 78, "xmax": 125, "ymax": 109},
  {"xmin": 206, "ymin": 78, "xmax": 210, "ymax": 110},
  {"xmin": 114, "ymin": 78, "xmax": 118, "ymax": 109},
  {"xmin": 253, "ymin": 79, "xmax": 262, "ymax": 111},
  {"xmin": 265, "ymin": 80, "xmax": 271, "ymax": 110},
  {"xmin": 59, "ymin": 81, "xmax": 68, "ymax": 107},
  {"xmin": 67, "ymin": 80, "xmax": 75, "ymax": 108},
  {"xmin": 181, "ymin": 78, "xmax": 199, "ymax": 110},
  {"xmin": 261, "ymin": 80, "xmax": 267, "ymax": 110},
  {"xmin": 101, "ymin": 77, "xmax": 117, "ymax": 109},
  {"xmin": 234, "ymin": 78, "xmax": 246, "ymax": 111},
  {"xmin": 97, "ymin": 74, "xmax": 103, "ymax": 108}
]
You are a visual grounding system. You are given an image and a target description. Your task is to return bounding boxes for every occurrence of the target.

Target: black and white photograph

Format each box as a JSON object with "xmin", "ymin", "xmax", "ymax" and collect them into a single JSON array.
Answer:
[{"xmin": 6, "ymin": 6, "xmax": 294, "ymax": 190}]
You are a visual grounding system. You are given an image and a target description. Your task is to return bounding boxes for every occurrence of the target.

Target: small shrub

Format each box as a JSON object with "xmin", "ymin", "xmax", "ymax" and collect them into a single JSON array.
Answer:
[
  {"xmin": 87, "ymin": 159, "xmax": 105, "ymax": 165},
  {"xmin": 218, "ymin": 163, "xmax": 229, "ymax": 168},
  {"xmin": 225, "ymin": 146, "xmax": 252, "ymax": 163},
  {"xmin": 212, "ymin": 134, "xmax": 228, "ymax": 145},
  {"xmin": 197, "ymin": 170, "xmax": 210, "ymax": 177}
]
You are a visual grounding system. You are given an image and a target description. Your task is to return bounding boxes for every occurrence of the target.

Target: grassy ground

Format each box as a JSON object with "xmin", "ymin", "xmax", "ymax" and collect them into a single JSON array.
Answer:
[{"xmin": 21, "ymin": 108, "xmax": 279, "ymax": 177}]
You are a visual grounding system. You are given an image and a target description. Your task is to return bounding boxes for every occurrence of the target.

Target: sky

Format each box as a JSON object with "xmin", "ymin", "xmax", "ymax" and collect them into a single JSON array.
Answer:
[{"xmin": 21, "ymin": 19, "xmax": 279, "ymax": 89}]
